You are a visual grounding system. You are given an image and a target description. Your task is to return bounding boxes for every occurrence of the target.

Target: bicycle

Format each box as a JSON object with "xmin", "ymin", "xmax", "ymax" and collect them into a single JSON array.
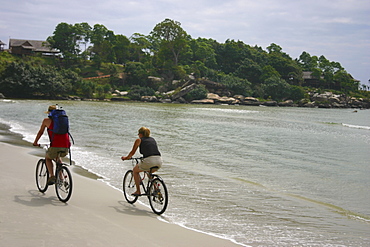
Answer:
[
  {"xmin": 122, "ymin": 157, "xmax": 168, "ymax": 215},
  {"xmin": 35, "ymin": 145, "xmax": 73, "ymax": 202}
]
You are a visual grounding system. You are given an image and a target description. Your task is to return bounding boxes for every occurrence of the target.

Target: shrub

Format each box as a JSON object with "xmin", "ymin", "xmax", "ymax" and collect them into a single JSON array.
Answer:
[
  {"xmin": 128, "ymin": 85, "xmax": 155, "ymax": 100},
  {"xmin": 184, "ymin": 84, "xmax": 208, "ymax": 101}
]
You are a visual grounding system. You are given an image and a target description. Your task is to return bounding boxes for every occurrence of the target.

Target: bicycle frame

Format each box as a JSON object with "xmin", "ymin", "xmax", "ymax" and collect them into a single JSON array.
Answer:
[
  {"xmin": 139, "ymin": 169, "xmax": 159, "ymax": 196},
  {"xmin": 35, "ymin": 144, "xmax": 73, "ymax": 202}
]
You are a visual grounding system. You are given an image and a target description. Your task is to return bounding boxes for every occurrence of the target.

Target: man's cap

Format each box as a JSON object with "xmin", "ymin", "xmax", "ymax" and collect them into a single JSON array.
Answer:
[{"xmin": 45, "ymin": 105, "xmax": 57, "ymax": 113}]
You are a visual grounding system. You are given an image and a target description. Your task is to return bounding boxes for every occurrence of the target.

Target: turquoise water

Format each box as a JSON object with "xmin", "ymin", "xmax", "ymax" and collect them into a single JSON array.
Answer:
[{"xmin": 1, "ymin": 99, "xmax": 369, "ymax": 246}]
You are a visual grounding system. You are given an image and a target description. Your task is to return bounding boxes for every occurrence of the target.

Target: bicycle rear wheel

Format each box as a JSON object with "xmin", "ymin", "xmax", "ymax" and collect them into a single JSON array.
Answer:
[
  {"xmin": 55, "ymin": 166, "xmax": 73, "ymax": 202},
  {"xmin": 148, "ymin": 177, "xmax": 168, "ymax": 215},
  {"xmin": 35, "ymin": 159, "xmax": 49, "ymax": 193},
  {"xmin": 123, "ymin": 170, "xmax": 138, "ymax": 204}
]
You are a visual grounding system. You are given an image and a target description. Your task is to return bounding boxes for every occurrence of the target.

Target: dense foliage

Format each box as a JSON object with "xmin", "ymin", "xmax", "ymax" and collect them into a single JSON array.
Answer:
[
  {"xmin": 0, "ymin": 59, "xmax": 80, "ymax": 98},
  {"xmin": 0, "ymin": 18, "xmax": 368, "ymax": 101}
]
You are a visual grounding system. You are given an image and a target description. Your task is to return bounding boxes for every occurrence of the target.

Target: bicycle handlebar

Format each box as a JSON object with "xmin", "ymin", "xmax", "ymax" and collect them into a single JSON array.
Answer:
[
  {"xmin": 128, "ymin": 157, "xmax": 142, "ymax": 162},
  {"xmin": 122, "ymin": 157, "xmax": 143, "ymax": 165},
  {"xmin": 36, "ymin": 144, "xmax": 49, "ymax": 149}
]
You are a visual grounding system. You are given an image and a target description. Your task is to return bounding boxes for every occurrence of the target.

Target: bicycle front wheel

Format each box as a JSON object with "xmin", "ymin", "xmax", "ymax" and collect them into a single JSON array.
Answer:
[
  {"xmin": 55, "ymin": 166, "xmax": 73, "ymax": 202},
  {"xmin": 148, "ymin": 177, "xmax": 168, "ymax": 215},
  {"xmin": 35, "ymin": 159, "xmax": 49, "ymax": 193},
  {"xmin": 122, "ymin": 170, "xmax": 138, "ymax": 204}
]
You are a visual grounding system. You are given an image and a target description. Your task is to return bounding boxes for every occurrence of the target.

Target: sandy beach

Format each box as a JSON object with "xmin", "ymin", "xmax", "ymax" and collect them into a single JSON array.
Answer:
[{"xmin": 0, "ymin": 141, "xmax": 240, "ymax": 247}]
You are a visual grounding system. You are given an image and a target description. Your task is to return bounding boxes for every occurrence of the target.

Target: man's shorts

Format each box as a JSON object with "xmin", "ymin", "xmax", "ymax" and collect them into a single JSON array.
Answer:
[
  {"xmin": 139, "ymin": 156, "xmax": 162, "ymax": 171},
  {"xmin": 46, "ymin": 147, "xmax": 69, "ymax": 159}
]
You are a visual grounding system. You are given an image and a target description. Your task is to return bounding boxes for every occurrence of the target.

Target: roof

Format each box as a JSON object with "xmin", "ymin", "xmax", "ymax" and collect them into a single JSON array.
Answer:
[
  {"xmin": 9, "ymin": 39, "xmax": 59, "ymax": 53},
  {"xmin": 302, "ymin": 71, "xmax": 324, "ymax": 80},
  {"xmin": 0, "ymin": 40, "xmax": 5, "ymax": 45},
  {"xmin": 302, "ymin": 71, "xmax": 314, "ymax": 79}
]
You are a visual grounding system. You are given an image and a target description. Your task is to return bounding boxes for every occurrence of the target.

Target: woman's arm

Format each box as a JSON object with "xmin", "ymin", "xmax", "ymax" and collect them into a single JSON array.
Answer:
[{"xmin": 121, "ymin": 138, "xmax": 141, "ymax": 160}]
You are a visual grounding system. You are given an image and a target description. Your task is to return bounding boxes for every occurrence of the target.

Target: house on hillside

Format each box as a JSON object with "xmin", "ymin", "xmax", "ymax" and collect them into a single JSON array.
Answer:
[
  {"xmin": 0, "ymin": 40, "xmax": 5, "ymax": 51},
  {"xmin": 302, "ymin": 71, "xmax": 322, "ymax": 88},
  {"xmin": 9, "ymin": 39, "xmax": 59, "ymax": 56},
  {"xmin": 302, "ymin": 71, "xmax": 360, "ymax": 90}
]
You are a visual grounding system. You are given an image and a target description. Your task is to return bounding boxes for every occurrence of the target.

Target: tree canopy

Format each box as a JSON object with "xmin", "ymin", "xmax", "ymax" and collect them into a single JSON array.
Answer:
[{"xmin": 0, "ymin": 18, "xmax": 364, "ymax": 101}]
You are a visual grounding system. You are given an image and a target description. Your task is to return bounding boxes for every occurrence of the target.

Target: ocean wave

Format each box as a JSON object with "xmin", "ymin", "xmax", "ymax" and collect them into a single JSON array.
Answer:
[
  {"xmin": 0, "ymin": 99, "xmax": 16, "ymax": 103},
  {"xmin": 285, "ymin": 193, "xmax": 370, "ymax": 224},
  {"xmin": 0, "ymin": 117, "xmax": 45, "ymax": 143},
  {"xmin": 342, "ymin": 123, "xmax": 370, "ymax": 130}
]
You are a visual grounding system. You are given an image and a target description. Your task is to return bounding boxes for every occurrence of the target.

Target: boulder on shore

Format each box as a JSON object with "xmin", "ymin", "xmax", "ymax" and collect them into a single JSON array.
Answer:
[
  {"xmin": 191, "ymin": 99, "xmax": 214, "ymax": 104},
  {"xmin": 141, "ymin": 96, "xmax": 158, "ymax": 102},
  {"xmin": 262, "ymin": 101, "xmax": 278, "ymax": 106},
  {"xmin": 278, "ymin": 100, "xmax": 294, "ymax": 107},
  {"xmin": 207, "ymin": 93, "xmax": 221, "ymax": 101}
]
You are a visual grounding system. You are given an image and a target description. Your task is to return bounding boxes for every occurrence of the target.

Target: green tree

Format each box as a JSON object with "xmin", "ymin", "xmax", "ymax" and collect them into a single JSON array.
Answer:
[
  {"xmin": 215, "ymin": 39, "xmax": 248, "ymax": 74},
  {"xmin": 150, "ymin": 19, "xmax": 191, "ymax": 80},
  {"xmin": 127, "ymin": 85, "xmax": 155, "ymax": 100},
  {"xmin": 79, "ymin": 80, "xmax": 95, "ymax": 98},
  {"xmin": 217, "ymin": 73, "xmax": 252, "ymax": 95},
  {"xmin": 266, "ymin": 43, "xmax": 282, "ymax": 54},
  {"xmin": 288, "ymin": 85, "xmax": 306, "ymax": 101},
  {"xmin": 334, "ymin": 70, "xmax": 359, "ymax": 92},
  {"xmin": 124, "ymin": 62, "xmax": 149, "ymax": 87},
  {"xmin": 113, "ymin": 34, "xmax": 130, "ymax": 64},
  {"xmin": 0, "ymin": 61, "xmax": 72, "ymax": 98},
  {"xmin": 233, "ymin": 58, "xmax": 262, "ymax": 84},
  {"xmin": 184, "ymin": 84, "xmax": 208, "ymax": 101},
  {"xmin": 129, "ymin": 33, "xmax": 151, "ymax": 63},
  {"xmin": 47, "ymin": 23, "xmax": 81, "ymax": 62},
  {"xmin": 90, "ymin": 24, "xmax": 116, "ymax": 66},
  {"xmin": 74, "ymin": 22, "xmax": 92, "ymax": 59},
  {"xmin": 190, "ymin": 38, "xmax": 217, "ymax": 69},
  {"xmin": 297, "ymin": 51, "xmax": 318, "ymax": 71},
  {"xmin": 260, "ymin": 65, "xmax": 280, "ymax": 82},
  {"xmin": 261, "ymin": 76, "xmax": 290, "ymax": 101},
  {"xmin": 266, "ymin": 43, "xmax": 301, "ymax": 84},
  {"xmin": 150, "ymin": 19, "xmax": 189, "ymax": 66}
]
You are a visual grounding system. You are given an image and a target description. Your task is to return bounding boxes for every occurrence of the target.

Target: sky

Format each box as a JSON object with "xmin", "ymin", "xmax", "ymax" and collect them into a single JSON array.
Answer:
[{"xmin": 1, "ymin": 0, "xmax": 369, "ymax": 87}]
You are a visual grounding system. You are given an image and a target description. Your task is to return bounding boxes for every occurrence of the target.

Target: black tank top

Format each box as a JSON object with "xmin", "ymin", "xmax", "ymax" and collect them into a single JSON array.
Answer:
[{"xmin": 139, "ymin": 137, "xmax": 161, "ymax": 158}]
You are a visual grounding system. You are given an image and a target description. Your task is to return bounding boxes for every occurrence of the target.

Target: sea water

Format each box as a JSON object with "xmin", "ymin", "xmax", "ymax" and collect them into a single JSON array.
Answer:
[{"xmin": 1, "ymin": 99, "xmax": 369, "ymax": 246}]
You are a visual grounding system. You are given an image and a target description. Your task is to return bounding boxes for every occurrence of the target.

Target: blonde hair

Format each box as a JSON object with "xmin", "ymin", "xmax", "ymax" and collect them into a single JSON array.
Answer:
[{"xmin": 138, "ymin": 127, "xmax": 150, "ymax": 137}]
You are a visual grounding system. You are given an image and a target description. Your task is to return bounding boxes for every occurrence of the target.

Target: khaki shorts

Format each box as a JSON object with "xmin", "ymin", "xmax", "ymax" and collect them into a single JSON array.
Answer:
[
  {"xmin": 46, "ymin": 147, "xmax": 69, "ymax": 159},
  {"xmin": 139, "ymin": 156, "xmax": 162, "ymax": 171}
]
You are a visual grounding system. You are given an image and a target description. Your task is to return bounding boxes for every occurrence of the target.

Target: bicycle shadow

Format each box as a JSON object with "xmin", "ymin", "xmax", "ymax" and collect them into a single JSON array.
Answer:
[
  {"xmin": 110, "ymin": 200, "xmax": 157, "ymax": 217},
  {"xmin": 14, "ymin": 190, "xmax": 68, "ymax": 207}
]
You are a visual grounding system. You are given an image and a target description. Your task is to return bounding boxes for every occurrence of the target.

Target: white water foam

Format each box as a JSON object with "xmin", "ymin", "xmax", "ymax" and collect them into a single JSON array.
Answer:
[{"xmin": 342, "ymin": 123, "xmax": 370, "ymax": 130}]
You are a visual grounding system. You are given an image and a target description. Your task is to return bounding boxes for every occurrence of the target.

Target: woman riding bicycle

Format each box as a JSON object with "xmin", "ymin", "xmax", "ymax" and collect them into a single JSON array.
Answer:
[{"xmin": 121, "ymin": 127, "xmax": 162, "ymax": 196}]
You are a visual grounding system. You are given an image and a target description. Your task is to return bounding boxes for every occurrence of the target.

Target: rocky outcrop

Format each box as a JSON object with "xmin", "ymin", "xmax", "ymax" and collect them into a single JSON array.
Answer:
[
  {"xmin": 113, "ymin": 90, "xmax": 128, "ymax": 96},
  {"xmin": 191, "ymin": 99, "xmax": 214, "ymax": 104},
  {"xmin": 141, "ymin": 96, "xmax": 158, "ymax": 102},
  {"xmin": 301, "ymin": 92, "xmax": 369, "ymax": 108},
  {"xmin": 171, "ymin": 83, "xmax": 198, "ymax": 101},
  {"xmin": 278, "ymin": 100, "xmax": 294, "ymax": 107},
  {"xmin": 262, "ymin": 101, "xmax": 278, "ymax": 106},
  {"xmin": 105, "ymin": 76, "xmax": 369, "ymax": 108}
]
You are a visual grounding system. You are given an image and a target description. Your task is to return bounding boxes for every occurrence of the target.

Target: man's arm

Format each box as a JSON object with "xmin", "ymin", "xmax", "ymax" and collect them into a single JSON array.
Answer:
[{"xmin": 33, "ymin": 118, "xmax": 50, "ymax": 146}]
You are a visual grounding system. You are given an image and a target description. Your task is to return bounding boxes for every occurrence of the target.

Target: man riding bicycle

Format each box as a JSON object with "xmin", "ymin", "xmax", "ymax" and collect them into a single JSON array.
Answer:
[{"xmin": 33, "ymin": 105, "xmax": 71, "ymax": 185}]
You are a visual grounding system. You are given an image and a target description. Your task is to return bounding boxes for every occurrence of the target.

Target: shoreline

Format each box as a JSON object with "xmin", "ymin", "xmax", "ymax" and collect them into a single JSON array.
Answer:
[
  {"xmin": 1, "ymin": 96, "xmax": 369, "ymax": 109},
  {"xmin": 0, "ymin": 127, "xmax": 243, "ymax": 246}
]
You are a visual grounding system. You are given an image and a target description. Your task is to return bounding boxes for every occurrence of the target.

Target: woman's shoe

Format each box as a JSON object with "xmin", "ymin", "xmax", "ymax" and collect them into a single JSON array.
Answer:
[{"xmin": 47, "ymin": 176, "xmax": 56, "ymax": 185}]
